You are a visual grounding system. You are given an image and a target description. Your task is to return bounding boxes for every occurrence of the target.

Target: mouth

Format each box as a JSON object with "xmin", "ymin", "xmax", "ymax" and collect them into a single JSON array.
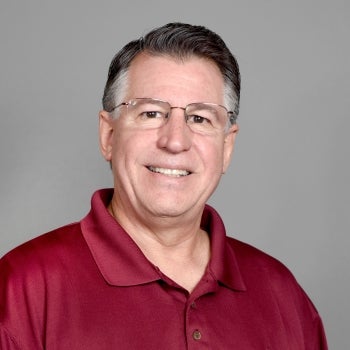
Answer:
[{"xmin": 147, "ymin": 166, "xmax": 191, "ymax": 177}]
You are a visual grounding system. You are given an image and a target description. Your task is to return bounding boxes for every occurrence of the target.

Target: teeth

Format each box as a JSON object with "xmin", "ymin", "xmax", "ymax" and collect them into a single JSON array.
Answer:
[{"xmin": 148, "ymin": 166, "xmax": 190, "ymax": 177}]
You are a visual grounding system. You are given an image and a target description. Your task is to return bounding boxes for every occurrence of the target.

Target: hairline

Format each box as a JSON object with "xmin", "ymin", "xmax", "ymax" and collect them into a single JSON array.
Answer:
[{"xmin": 109, "ymin": 52, "xmax": 237, "ymax": 115}]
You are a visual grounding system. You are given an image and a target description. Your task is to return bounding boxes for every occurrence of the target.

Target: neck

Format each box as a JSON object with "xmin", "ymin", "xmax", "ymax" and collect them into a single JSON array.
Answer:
[
  {"xmin": 108, "ymin": 199, "xmax": 211, "ymax": 292},
  {"xmin": 108, "ymin": 195, "xmax": 206, "ymax": 246}
]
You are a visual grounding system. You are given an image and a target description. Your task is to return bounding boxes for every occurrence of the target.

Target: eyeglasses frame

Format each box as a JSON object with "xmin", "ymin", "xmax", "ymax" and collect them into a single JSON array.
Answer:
[{"xmin": 109, "ymin": 98, "xmax": 237, "ymax": 132}]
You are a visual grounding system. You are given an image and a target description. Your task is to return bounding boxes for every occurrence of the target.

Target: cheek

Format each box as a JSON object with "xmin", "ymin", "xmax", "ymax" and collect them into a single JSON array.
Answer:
[
  {"xmin": 112, "ymin": 127, "xmax": 136, "ymax": 156},
  {"xmin": 111, "ymin": 130, "xmax": 150, "ymax": 171},
  {"xmin": 110, "ymin": 132, "xmax": 131, "ymax": 171},
  {"xmin": 197, "ymin": 138, "xmax": 225, "ymax": 172}
]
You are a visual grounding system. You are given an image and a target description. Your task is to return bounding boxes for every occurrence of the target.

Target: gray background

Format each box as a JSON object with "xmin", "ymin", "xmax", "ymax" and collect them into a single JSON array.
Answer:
[{"xmin": 0, "ymin": 0, "xmax": 349, "ymax": 348}]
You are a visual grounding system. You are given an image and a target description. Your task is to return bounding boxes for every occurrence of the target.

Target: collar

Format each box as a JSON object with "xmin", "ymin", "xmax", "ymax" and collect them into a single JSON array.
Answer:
[{"xmin": 81, "ymin": 189, "xmax": 246, "ymax": 291}]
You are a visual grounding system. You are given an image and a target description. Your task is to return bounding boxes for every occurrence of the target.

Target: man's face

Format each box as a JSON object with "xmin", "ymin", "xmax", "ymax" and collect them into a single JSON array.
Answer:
[{"xmin": 99, "ymin": 53, "xmax": 238, "ymax": 222}]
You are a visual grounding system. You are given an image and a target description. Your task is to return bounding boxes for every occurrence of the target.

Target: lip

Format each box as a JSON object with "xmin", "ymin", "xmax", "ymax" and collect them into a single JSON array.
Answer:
[{"xmin": 147, "ymin": 166, "xmax": 191, "ymax": 177}]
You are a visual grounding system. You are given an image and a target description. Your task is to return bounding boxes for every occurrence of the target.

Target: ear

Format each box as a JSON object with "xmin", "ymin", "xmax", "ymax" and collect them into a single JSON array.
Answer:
[
  {"xmin": 99, "ymin": 110, "xmax": 114, "ymax": 161},
  {"xmin": 222, "ymin": 123, "xmax": 239, "ymax": 174}
]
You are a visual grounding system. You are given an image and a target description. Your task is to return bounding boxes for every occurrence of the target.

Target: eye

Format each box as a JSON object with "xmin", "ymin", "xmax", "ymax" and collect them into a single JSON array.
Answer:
[
  {"xmin": 142, "ymin": 111, "xmax": 162, "ymax": 118},
  {"xmin": 139, "ymin": 110, "xmax": 166, "ymax": 119},
  {"xmin": 187, "ymin": 114, "xmax": 211, "ymax": 124}
]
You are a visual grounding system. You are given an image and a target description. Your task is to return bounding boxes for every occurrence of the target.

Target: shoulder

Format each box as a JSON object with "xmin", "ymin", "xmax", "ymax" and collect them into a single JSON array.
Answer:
[
  {"xmin": 226, "ymin": 236, "xmax": 321, "ymax": 318},
  {"xmin": 0, "ymin": 222, "xmax": 90, "ymax": 329},
  {"xmin": 224, "ymin": 237, "xmax": 327, "ymax": 347},
  {"xmin": 226, "ymin": 236, "xmax": 294, "ymax": 278},
  {"xmin": 0, "ymin": 223, "xmax": 87, "ymax": 347},
  {"xmin": 225, "ymin": 236, "xmax": 306, "ymax": 300},
  {"xmin": 0, "ymin": 222, "xmax": 84, "ymax": 283}
]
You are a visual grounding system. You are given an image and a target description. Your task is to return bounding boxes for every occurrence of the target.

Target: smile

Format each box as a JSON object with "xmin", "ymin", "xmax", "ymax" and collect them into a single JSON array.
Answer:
[{"xmin": 147, "ymin": 166, "xmax": 190, "ymax": 177}]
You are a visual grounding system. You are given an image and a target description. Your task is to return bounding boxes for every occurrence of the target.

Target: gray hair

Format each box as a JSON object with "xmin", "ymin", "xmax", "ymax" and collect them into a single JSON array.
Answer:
[{"xmin": 102, "ymin": 22, "xmax": 241, "ymax": 120}]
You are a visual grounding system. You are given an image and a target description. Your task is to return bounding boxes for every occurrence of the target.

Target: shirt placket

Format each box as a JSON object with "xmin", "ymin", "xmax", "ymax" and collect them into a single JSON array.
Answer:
[{"xmin": 185, "ymin": 273, "xmax": 218, "ymax": 349}]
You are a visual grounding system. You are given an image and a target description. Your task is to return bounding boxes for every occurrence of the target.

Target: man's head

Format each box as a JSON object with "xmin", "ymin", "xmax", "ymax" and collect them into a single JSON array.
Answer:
[
  {"xmin": 102, "ymin": 22, "xmax": 240, "ymax": 119},
  {"xmin": 99, "ymin": 23, "xmax": 240, "ymax": 223}
]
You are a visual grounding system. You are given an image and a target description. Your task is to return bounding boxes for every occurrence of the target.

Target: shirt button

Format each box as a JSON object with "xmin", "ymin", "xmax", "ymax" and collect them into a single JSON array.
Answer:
[
  {"xmin": 192, "ymin": 330, "xmax": 202, "ymax": 341},
  {"xmin": 190, "ymin": 302, "xmax": 197, "ymax": 309}
]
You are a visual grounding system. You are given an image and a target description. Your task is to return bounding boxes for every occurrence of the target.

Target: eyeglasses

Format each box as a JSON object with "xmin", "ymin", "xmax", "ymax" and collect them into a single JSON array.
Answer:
[{"xmin": 109, "ymin": 98, "xmax": 237, "ymax": 135}]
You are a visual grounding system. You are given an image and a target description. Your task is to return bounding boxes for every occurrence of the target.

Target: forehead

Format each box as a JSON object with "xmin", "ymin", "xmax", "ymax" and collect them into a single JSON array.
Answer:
[{"xmin": 125, "ymin": 53, "xmax": 225, "ymax": 105}]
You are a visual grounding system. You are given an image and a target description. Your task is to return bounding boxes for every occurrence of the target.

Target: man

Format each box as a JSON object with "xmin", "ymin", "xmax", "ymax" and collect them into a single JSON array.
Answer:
[{"xmin": 0, "ymin": 23, "xmax": 327, "ymax": 349}]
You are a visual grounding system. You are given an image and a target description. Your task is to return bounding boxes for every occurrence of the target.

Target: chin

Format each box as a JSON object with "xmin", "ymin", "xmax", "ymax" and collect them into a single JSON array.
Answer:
[{"xmin": 146, "ymin": 200, "xmax": 204, "ymax": 220}]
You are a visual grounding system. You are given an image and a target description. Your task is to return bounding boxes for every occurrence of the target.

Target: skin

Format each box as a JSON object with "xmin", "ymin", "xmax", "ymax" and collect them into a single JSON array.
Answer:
[{"xmin": 99, "ymin": 53, "xmax": 239, "ymax": 292}]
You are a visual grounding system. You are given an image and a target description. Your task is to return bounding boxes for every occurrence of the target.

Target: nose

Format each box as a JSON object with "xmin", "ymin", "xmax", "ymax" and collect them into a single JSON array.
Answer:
[{"xmin": 156, "ymin": 107, "xmax": 192, "ymax": 153}]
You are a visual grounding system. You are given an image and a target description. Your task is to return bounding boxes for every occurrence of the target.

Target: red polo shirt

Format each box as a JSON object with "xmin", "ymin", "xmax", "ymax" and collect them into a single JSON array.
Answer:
[{"xmin": 0, "ymin": 189, "xmax": 327, "ymax": 349}]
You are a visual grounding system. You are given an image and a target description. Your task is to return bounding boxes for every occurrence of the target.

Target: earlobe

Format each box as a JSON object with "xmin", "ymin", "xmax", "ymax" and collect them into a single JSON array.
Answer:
[
  {"xmin": 99, "ymin": 110, "xmax": 114, "ymax": 161},
  {"xmin": 222, "ymin": 123, "xmax": 239, "ymax": 174}
]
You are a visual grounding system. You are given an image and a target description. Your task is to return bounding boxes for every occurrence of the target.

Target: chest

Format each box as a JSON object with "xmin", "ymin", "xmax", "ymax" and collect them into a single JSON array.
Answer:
[{"xmin": 40, "ymin": 279, "xmax": 304, "ymax": 349}]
